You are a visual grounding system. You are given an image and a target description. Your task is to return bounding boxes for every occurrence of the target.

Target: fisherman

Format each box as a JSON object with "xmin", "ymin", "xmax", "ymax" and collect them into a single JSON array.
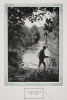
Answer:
[{"xmin": 38, "ymin": 46, "xmax": 50, "ymax": 68}]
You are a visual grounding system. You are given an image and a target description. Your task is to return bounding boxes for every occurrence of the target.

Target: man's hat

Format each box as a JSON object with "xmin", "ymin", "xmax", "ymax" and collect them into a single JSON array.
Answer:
[{"xmin": 43, "ymin": 46, "xmax": 46, "ymax": 49}]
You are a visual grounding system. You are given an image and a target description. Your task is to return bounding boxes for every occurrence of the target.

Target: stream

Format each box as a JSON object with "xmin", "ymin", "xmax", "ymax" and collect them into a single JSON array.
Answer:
[{"xmin": 22, "ymin": 41, "xmax": 59, "ymax": 69}]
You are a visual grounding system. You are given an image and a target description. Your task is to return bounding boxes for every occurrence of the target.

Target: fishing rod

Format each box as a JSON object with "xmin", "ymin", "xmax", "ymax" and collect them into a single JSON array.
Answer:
[
  {"xmin": 37, "ymin": 20, "xmax": 59, "ymax": 56},
  {"xmin": 47, "ymin": 35, "xmax": 59, "ymax": 46}
]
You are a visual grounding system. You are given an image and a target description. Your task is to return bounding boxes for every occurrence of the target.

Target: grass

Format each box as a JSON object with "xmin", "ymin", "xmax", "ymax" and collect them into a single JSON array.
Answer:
[{"xmin": 8, "ymin": 65, "xmax": 59, "ymax": 82}]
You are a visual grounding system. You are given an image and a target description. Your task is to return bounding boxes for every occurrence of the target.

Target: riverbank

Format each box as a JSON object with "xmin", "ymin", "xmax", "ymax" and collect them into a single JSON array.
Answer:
[
  {"xmin": 8, "ymin": 65, "xmax": 59, "ymax": 82},
  {"xmin": 8, "ymin": 41, "xmax": 39, "ymax": 80},
  {"xmin": 8, "ymin": 41, "xmax": 59, "ymax": 82}
]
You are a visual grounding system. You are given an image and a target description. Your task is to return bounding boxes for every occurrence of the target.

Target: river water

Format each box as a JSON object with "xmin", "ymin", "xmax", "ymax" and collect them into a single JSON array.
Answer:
[{"xmin": 23, "ymin": 41, "xmax": 59, "ymax": 69}]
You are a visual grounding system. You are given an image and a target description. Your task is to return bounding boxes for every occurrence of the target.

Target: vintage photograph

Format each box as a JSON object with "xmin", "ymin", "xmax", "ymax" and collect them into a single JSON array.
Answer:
[{"xmin": 8, "ymin": 7, "xmax": 59, "ymax": 82}]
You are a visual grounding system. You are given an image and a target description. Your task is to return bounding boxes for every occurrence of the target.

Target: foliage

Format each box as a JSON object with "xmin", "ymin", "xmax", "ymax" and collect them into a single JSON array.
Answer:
[
  {"xmin": 8, "ymin": 7, "xmax": 59, "ymax": 26},
  {"xmin": 8, "ymin": 7, "xmax": 59, "ymax": 49},
  {"xmin": 30, "ymin": 25, "xmax": 40, "ymax": 43},
  {"xmin": 8, "ymin": 67, "xmax": 59, "ymax": 82},
  {"xmin": 8, "ymin": 22, "xmax": 40, "ymax": 78},
  {"xmin": 44, "ymin": 9, "xmax": 59, "ymax": 32},
  {"xmin": 8, "ymin": 7, "xmax": 59, "ymax": 81}
]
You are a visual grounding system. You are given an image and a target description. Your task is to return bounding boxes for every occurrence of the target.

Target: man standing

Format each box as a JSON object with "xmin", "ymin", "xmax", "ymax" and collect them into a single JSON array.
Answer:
[{"xmin": 38, "ymin": 46, "xmax": 48, "ymax": 68}]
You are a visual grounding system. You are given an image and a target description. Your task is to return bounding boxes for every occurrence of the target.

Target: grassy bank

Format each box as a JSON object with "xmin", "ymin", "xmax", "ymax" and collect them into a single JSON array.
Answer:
[{"xmin": 8, "ymin": 65, "xmax": 59, "ymax": 82}]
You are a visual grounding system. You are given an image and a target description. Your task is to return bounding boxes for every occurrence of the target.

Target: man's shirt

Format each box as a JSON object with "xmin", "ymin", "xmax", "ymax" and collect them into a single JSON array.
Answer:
[{"xmin": 39, "ymin": 49, "xmax": 45, "ymax": 60}]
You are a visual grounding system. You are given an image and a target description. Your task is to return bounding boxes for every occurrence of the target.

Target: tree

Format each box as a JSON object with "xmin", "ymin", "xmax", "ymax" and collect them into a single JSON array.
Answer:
[
  {"xmin": 43, "ymin": 7, "xmax": 59, "ymax": 31},
  {"xmin": 30, "ymin": 25, "xmax": 40, "ymax": 43},
  {"xmin": 8, "ymin": 7, "xmax": 59, "ymax": 25},
  {"xmin": 8, "ymin": 7, "xmax": 59, "ymax": 49}
]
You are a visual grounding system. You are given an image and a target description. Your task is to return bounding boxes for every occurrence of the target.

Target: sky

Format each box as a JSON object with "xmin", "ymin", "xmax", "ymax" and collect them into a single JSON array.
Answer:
[
  {"xmin": 24, "ymin": 17, "xmax": 46, "ymax": 28},
  {"xmin": 24, "ymin": 11, "xmax": 55, "ymax": 28}
]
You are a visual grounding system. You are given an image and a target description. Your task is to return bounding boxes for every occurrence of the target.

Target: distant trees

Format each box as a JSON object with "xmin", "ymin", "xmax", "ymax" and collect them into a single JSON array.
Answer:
[
  {"xmin": 8, "ymin": 24, "xmax": 40, "ymax": 50},
  {"xmin": 30, "ymin": 25, "xmax": 40, "ymax": 43},
  {"xmin": 8, "ymin": 7, "xmax": 59, "ymax": 49}
]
